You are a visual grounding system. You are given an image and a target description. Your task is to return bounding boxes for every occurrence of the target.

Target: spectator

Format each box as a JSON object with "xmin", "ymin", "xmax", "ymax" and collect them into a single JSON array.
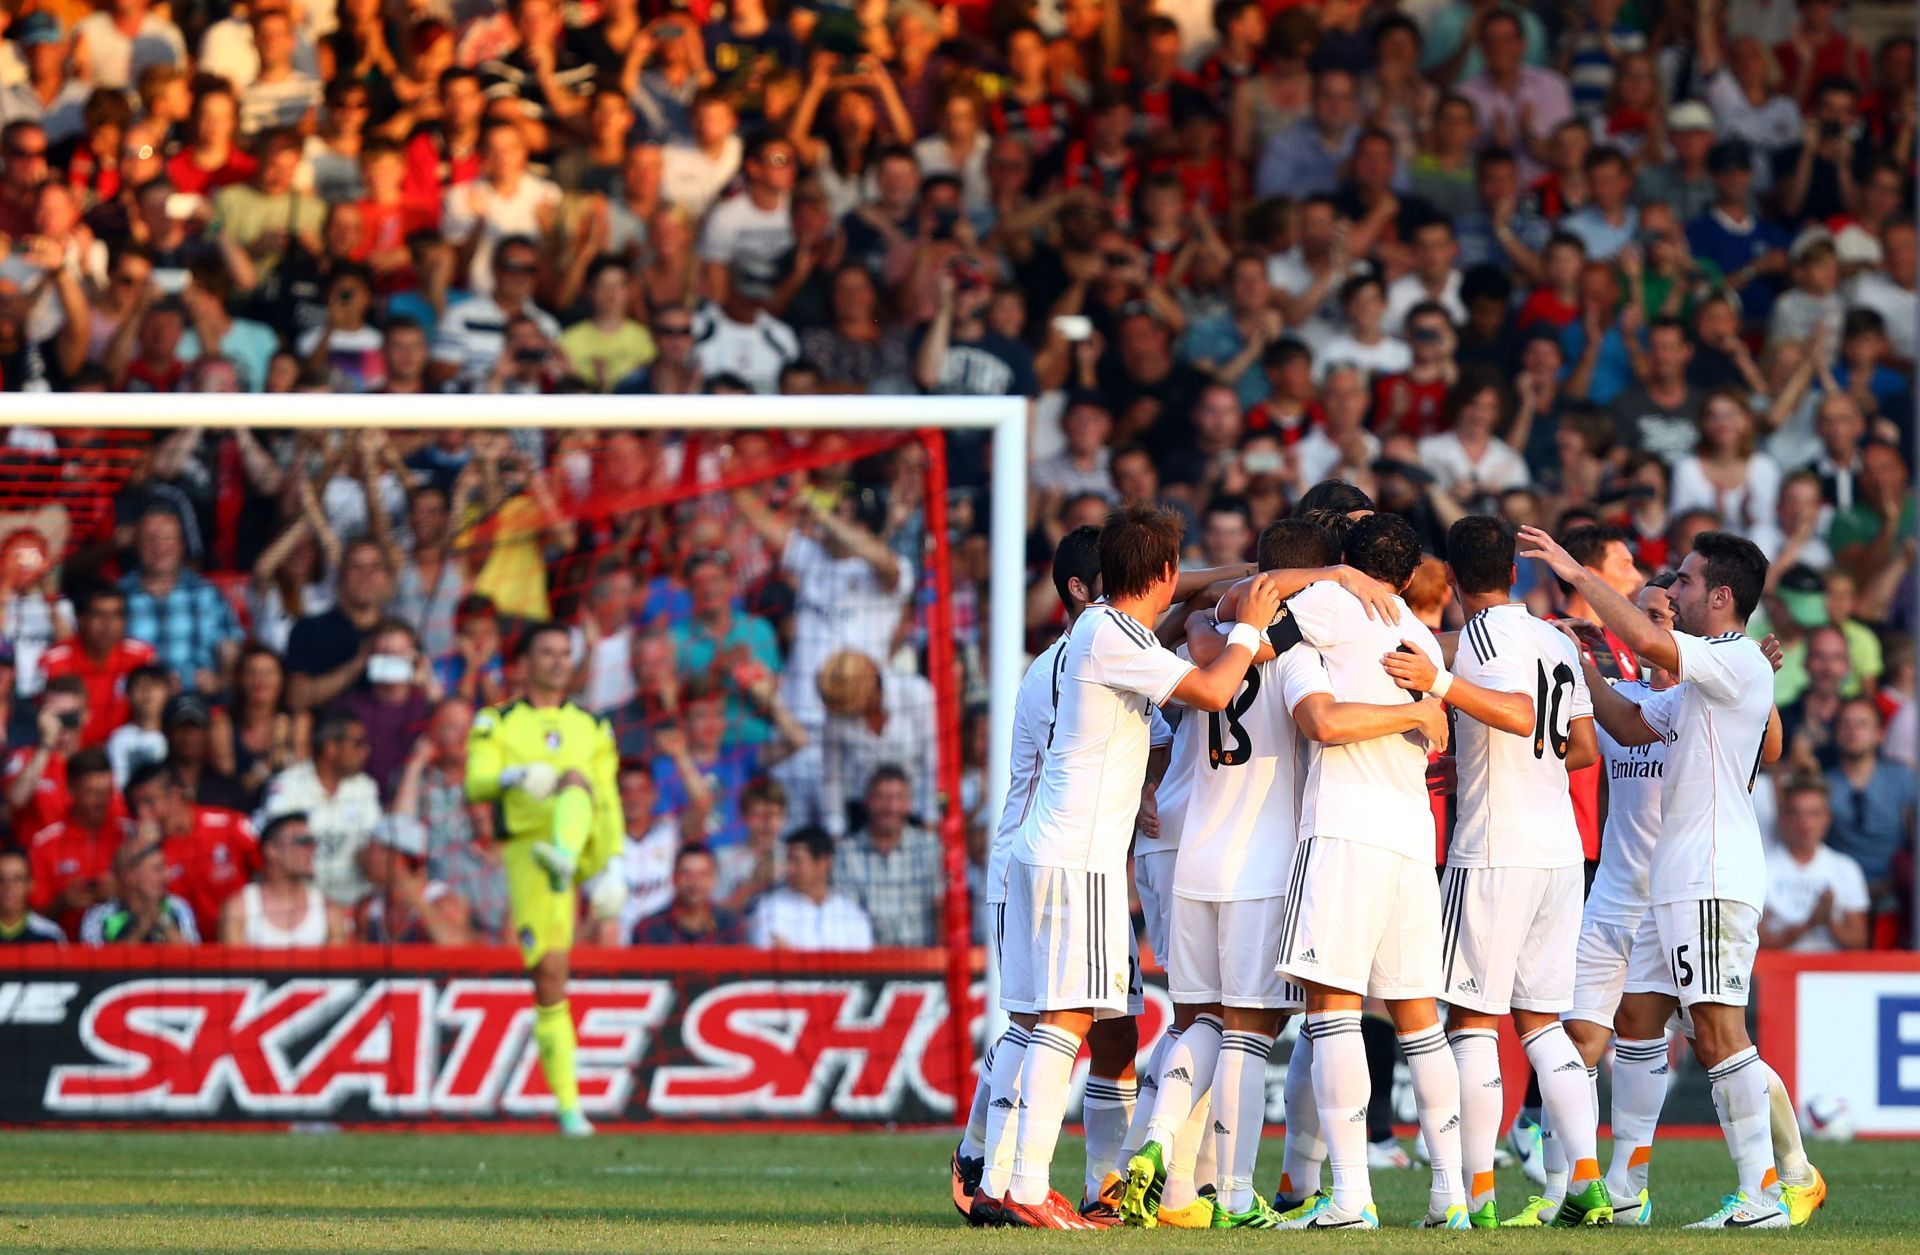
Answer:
[
  {"xmin": 261, "ymin": 708, "xmax": 383, "ymax": 909},
  {"xmin": 74, "ymin": 0, "xmax": 187, "ymax": 91},
  {"xmin": 1415, "ymin": 368, "xmax": 1530, "ymax": 507},
  {"xmin": 1456, "ymin": 10, "xmax": 1573, "ymax": 182},
  {"xmin": 1762, "ymin": 775, "xmax": 1870, "ymax": 951},
  {"xmin": 435, "ymin": 593, "xmax": 508, "ymax": 708},
  {"xmin": 283, "ymin": 536, "xmax": 393, "ymax": 714},
  {"xmin": 5, "ymin": 675, "xmax": 92, "ymax": 841},
  {"xmin": 40, "ymin": 585, "xmax": 154, "ymax": 749},
  {"xmin": 0, "ymin": 847, "xmax": 64, "ymax": 943},
  {"xmin": 1824, "ymin": 697, "xmax": 1918, "ymax": 897},
  {"xmin": 79, "ymin": 837, "xmax": 198, "ymax": 944},
  {"xmin": 387, "ymin": 486, "xmax": 466, "ymax": 662},
  {"xmin": 23, "ymin": 746, "xmax": 124, "ymax": 934},
  {"xmin": 118, "ymin": 505, "xmax": 242, "ymax": 696},
  {"xmin": 670, "ymin": 550, "xmax": 787, "ymax": 749},
  {"xmin": 560, "ymin": 257, "xmax": 655, "ymax": 392},
  {"xmin": 442, "ymin": 123, "xmax": 560, "ymax": 296},
  {"xmin": 104, "ymin": 663, "xmax": 169, "ymax": 787},
  {"xmin": 159, "ymin": 692, "xmax": 250, "ymax": 811},
  {"xmin": 634, "ymin": 842, "xmax": 746, "ymax": 944},
  {"xmin": 1254, "ymin": 67, "xmax": 1360, "ymax": 199},
  {"xmin": 334, "ymin": 618, "xmax": 434, "ymax": 797},
  {"xmin": 592, "ymin": 761, "xmax": 680, "ymax": 943},
  {"xmin": 815, "ymin": 649, "xmax": 937, "ymax": 839},
  {"xmin": 653, "ymin": 681, "xmax": 766, "ymax": 849},
  {"xmin": 1784, "ymin": 625, "xmax": 1852, "ymax": 768},
  {"xmin": 124, "ymin": 760, "xmax": 259, "ymax": 937},
  {"xmin": 831, "ymin": 764, "xmax": 943, "ymax": 947},
  {"xmin": 356, "ymin": 811, "xmax": 472, "ymax": 943},
  {"xmin": 219, "ymin": 810, "xmax": 348, "ymax": 945},
  {"xmin": 1669, "ymin": 388, "xmax": 1782, "ymax": 532},
  {"xmin": 569, "ymin": 562, "xmax": 639, "ymax": 714},
  {"xmin": 746, "ymin": 825, "xmax": 874, "ymax": 950},
  {"xmin": 1609, "ymin": 317, "xmax": 1704, "ymax": 461},
  {"xmin": 431, "ymin": 235, "xmax": 561, "ymax": 389},
  {"xmin": 717, "ymin": 775, "xmax": 788, "ymax": 913},
  {"xmin": 206, "ymin": 644, "xmax": 297, "ymax": 805}
]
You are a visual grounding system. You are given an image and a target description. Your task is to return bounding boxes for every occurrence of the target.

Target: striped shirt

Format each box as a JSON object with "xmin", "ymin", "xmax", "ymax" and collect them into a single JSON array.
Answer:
[
  {"xmin": 831, "ymin": 824, "xmax": 945, "ymax": 947},
  {"xmin": 118, "ymin": 570, "xmax": 241, "ymax": 694}
]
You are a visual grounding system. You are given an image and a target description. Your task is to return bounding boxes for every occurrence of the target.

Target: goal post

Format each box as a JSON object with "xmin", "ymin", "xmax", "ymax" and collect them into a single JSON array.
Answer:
[{"xmin": 5, "ymin": 391, "xmax": 1026, "ymax": 1124}]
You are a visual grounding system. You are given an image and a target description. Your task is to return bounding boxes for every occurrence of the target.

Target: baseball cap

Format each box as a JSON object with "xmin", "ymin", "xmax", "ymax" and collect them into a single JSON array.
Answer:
[
  {"xmin": 162, "ymin": 693, "xmax": 211, "ymax": 728},
  {"xmin": 1667, "ymin": 100, "xmax": 1714, "ymax": 132},
  {"xmin": 15, "ymin": 13, "xmax": 63, "ymax": 45},
  {"xmin": 1774, "ymin": 564, "xmax": 1828, "ymax": 629},
  {"xmin": 1834, "ymin": 223, "xmax": 1885, "ymax": 266},
  {"xmin": 1708, "ymin": 137, "xmax": 1754, "ymax": 172},
  {"xmin": 374, "ymin": 813, "xmax": 428, "ymax": 858}
]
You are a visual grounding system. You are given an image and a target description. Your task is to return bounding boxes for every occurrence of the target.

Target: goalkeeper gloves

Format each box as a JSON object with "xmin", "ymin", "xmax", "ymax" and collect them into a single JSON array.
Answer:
[
  {"xmin": 500, "ymin": 761, "xmax": 560, "ymax": 800},
  {"xmin": 588, "ymin": 875, "xmax": 628, "ymax": 922}
]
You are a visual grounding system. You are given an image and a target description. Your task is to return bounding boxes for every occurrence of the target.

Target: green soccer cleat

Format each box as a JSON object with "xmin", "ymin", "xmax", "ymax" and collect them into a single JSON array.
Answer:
[
  {"xmin": 556, "ymin": 1108, "xmax": 595, "ymax": 1137},
  {"xmin": 1467, "ymin": 1200, "xmax": 1500, "ymax": 1229},
  {"xmin": 1501, "ymin": 1195, "xmax": 1560, "ymax": 1226},
  {"xmin": 1278, "ymin": 1187, "xmax": 1331, "ymax": 1224},
  {"xmin": 530, "ymin": 841, "xmax": 577, "ymax": 893},
  {"xmin": 1214, "ymin": 1194, "xmax": 1283, "ymax": 1229},
  {"xmin": 1554, "ymin": 1179, "xmax": 1615, "ymax": 1227},
  {"xmin": 1119, "ymin": 1140, "xmax": 1167, "ymax": 1228}
]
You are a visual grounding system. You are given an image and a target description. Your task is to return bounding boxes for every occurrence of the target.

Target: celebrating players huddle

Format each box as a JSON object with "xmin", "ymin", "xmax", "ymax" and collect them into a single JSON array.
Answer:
[{"xmin": 952, "ymin": 482, "xmax": 1828, "ymax": 1232}]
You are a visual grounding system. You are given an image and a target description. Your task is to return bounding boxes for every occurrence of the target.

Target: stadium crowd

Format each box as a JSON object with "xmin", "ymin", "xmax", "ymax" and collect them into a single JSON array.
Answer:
[{"xmin": 0, "ymin": 0, "xmax": 1911, "ymax": 954}]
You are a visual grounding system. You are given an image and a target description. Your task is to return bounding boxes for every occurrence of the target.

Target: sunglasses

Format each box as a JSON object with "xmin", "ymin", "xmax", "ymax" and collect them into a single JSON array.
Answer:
[
  {"xmin": 283, "ymin": 835, "xmax": 318, "ymax": 848},
  {"xmin": 656, "ymin": 324, "xmax": 692, "ymax": 336}
]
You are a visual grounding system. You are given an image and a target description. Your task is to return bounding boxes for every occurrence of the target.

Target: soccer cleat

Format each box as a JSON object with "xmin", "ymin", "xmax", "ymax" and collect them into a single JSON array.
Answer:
[
  {"xmin": 1367, "ymin": 1137, "xmax": 1414, "ymax": 1169},
  {"xmin": 1609, "ymin": 1188, "xmax": 1654, "ymax": 1226},
  {"xmin": 1466, "ymin": 1200, "xmax": 1499, "ymax": 1229},
  {"xmin": 530, "ymin": 840, "xmax": 577, "ymax": 893},
  {"xmin": 556, "ymin": 1108, "xmax": 594, "ymax": 1137},
  {"xmin": 1500, "ymin": 1195, "xmax": 1559, "ymax": 1226},
  {"xmin": 1415, "ymin": 1204, "xmax": 1472, "ymax": 1229},
  {"xmin": 1214, "ymin": 1194, "xmax": 1283, "ymax": 1229},
  {"xmin": 1276, "ymin": 1193, "xmax": 1380, "ymax": 1230},
  {"xmin": 1554, "ymin": 1179, "xmax": 1615, "ymax": 1227},
  {"xmin": 1683, "ymin": 1191, "xmax": 1790, "ymax": 1230},
  {"xmin": 1781, "ymin": 1166, "xmax": 1826, "ymax": 1226},
  {"xmin": 999, "ymin": 1190, "xmax": 1095, "ymax": 1230},
  {"xmin": 950, "ymin": 1146, "xmax": 984, "ymax": 1217},
  {"xmin": 967, "ymin": 1187, "xmax": 1006, "ymax": 1228},
  {"xmin": 1119, "ymin": 1139, "xmax": 1167, "ymax": 1227},
  {"xmin": 1508, "ymin": 1111, "xmax": 1549, "ymax": 1186},
  {"xmin": 1158, "ymin": 1198, "xmax": 1217, "ymax": 1229},
  {"xmin": 1277, "ymin": 1187, "xmax": 1331, "ymax": 1223},
  {"xmin": 1079, "ymin": 1174, "xmax": 1125, "ymax": 1228}
]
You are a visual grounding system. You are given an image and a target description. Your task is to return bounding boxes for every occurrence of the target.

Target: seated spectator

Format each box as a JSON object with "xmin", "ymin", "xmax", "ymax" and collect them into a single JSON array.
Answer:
[
  {"xmin": 261, "ymin": 708, "xmax": 383, "ymax": 908},
  {"xmin": 1030, "ymin": 393, "xmax": 1118, "ymax": 505},
  {"xmin": 560, "ymin": 257, "xmax": 656, "ymax": 392},
  {"xmin": 653, "ymin": 682, "xmax": 762, "ymax": 849},
  {"xmin": 24, "ymin": 747, "xmax": 124, "ymax": 935},
  {"xmin": 1415, "ymin": 368, "xmax": 1529, "ymax": 508},
  {"xmin": 161, "ymin": 693, "xmax": 251, "ymax": 812},
  {"xmin": 6, "ymin": 675, "xmax": 96, "ymax": 840},
  {"xmin": 208, "ymin": 644, "xmax": 300, "ymax": 806},
  {"xmin": 0, "ymin": 847, "xmax": 64, "ymax": 943},
  {"xmin": 219, "ymin": 810, "xmax": 348, "ymax": 945},
  {"xmin": 124, "ymin": 761, "xmax": 259, "ymax": 938},
  {"xmin": 1669, "ymin": 389, "xmax": 1781, "ymax": 534},
  {"xmin": 212, "ymin": 128, "xmax": 325, "ymax": 278},
  {"xmin": 1823, "ymin": 697, "xmax": 1918, "ymax": 901},
  {"xmin": 634, "ymin": 843, "xmax": 746, "ymax": 944},
  {"xmin": 1372, "ymin": 302, "xmax": 1457, "ymax": 440},
  {"xmin": 1608, "ymin": 318, "xmax": 1703, "ymax": 461},
  {"xmin": 436, "ymin": 594, "xmax": 508, "ymax": 708},
  {"xmin": 356, "ymin": 812, "xmax": 471, "ymax": 943},
  {"xmin": 590, "ymin": 760, "xmax": 680, "ymax": 943},
  {"xmin": 286, "ymin": 536, "xmax": 396, "ymax": 714},
  {"xmin": 79, "ymin": 838, "xmax": 198, "ymax": 944},
  {"xmin": 569, "ymin": 562, "xmax": 639, "ymax": 715},
  {"xmin": 816, "ymin": 650, "xmax": 938, "ymax": 840},
  {"xmin": 747, "ymin": 826, "xmax": 874, "ymax": 950},
  {"xmin": 119, "ymin": 505, "xmax": 242, "ymax": 696},
  {"xmin": 831, "ymin": 765, "xmax": 943, "ymax": 947},
  {"xmin": 670, "ymin": 551, "xmax": 785, "ymax": 749},
  {"xmin": 391, "ymin": 697, "xmax": 476, "ymax": 875},
  {"xmin": 431, "ymin": 235, "xmax": 562, "ymax": 390},
  {"xmin": 40, "ymin": 585, "xmax": 155, "ymax": 749},
  {"xmin": 1316, "ymin": 272, "xmax": 1409, "ymax": 382},
  {"xmin": 441, "ymin": 123, "xmax": 560, "ymax": 295},
  {"xmin": 1762, "ymin": 775, "xmax": 1870, "ymax": 952},
  {"xmin": 718, "ymin": 776, "xmax": 788, "ymax": 913},
  {"xmin": 690, "ymin": 262, "xmax": 800, "ymax": 394},
  {"xmin": 105, "ymin": 663, "xmax": 170, "ymax": 787},
  {"xmin": 335, "ymin": 619, "xmax": 434, "ymax": 798}
]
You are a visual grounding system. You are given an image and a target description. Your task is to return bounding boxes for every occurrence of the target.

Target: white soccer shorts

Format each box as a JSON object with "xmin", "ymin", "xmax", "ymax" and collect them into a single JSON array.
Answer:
[
  {"xmin": 1621, "ymin": 899, "xmax": 1761, "ymax": 1009},
  {"xmin": 1564, "ymin": 914, "xmax": 1643, "ymax": 1027},
  {"xmin": 1277, "ymin": 838, "xmax": 1442, "ymax": 1000},
  {"xmin": 1169, "ymin": 893, "xmax": 1303, "ymax": 1010},
  {"xmin": 1135, "ymin": 848, "xmax": 1177, "ymax": 971},
  {"xmin": 1436, "ymin": 863, "xmax": 1582, "ymax": 1015},
  {"xmin": 1001, "ymin": 859, "xmax": 1135, "ymax": 1019}
]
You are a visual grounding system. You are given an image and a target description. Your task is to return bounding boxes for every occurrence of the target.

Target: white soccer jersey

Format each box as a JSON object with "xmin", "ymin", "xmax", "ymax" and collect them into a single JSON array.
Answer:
[
  {"xmin": 1173, "ymin": 647, "xmax": 1329, "ymax": 900},
  {"xmin": 1288, "ymin": 583, "xmax": 1444, "ymax": 860},
  {"xmin": 1448, "ymin": 604, "xmax": 1592, "ymax": 870},
  {"xmin": 1586, "ymin": 679, "xmax": 1668, "ymax": 927},
  {"xmin": 1635, "ymin": 631, "xmax": 1775, "ymax": 912},
  {"xmin": 1134, "ymin": 654, "xmax": 1191, "ymax": 858},
  {"xmin": 988, "ymin": 634, "xmax": 1069, "ymax": 906},
  {"xmin": 1013, "ymin": 604, "xmax": 1195, "ymax": 875}
]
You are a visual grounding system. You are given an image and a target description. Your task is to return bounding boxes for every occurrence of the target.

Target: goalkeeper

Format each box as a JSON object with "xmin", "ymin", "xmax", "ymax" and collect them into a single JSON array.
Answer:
[{"xmin": 466, "ymin": 623, "xmax": 621, "ymax": 1136}]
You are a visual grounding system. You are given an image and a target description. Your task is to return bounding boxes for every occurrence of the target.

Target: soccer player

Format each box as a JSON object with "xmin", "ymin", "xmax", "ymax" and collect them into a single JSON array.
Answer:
[
  {"xmin": 1273, "ymin": 512, "xmax": 1465, "ymax": 1230},
  {"xmin": 1520, "ymin": 526, "xmax": 1795, "ymax": 1228},
  {"xmin": 466, "ymin": 623, "xmax": 622, "ymax": 1136},
  {"xmin": 1143, "ymin": 519, "xmax": 1449, "ymax": 1229},
  {"xmin": 1379, "ymin": 516, "xmax": 1607, "ymax": 1228}
]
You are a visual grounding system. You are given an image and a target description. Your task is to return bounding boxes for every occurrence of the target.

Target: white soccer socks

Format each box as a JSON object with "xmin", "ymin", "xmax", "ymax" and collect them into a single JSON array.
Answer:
[
  {"xmin": 1707, "ymin": 1047, "xmax": 1778, "ymax": 1201},
  {"xmin": 1522, "ymin": 1022, "xmax": 1602, "ymax": 1194},
  {"xmin": 1145, "ymin": 1013, "xmax": 1223, "ymax": 1150},
  {"xmin": 979, "ymin": 1023, "xmax": 1030, "ymax": 1199},
  {"xmin": 1279, "ymin": 1027, "xmax": 1326, "ymax": 1202},
  {"xmin": 1605, "ymin": 1037, "xmax": 1669, "ymax": 1202},
  {"xmin": 1010, "ymin": 1024, "xmax": 1081, "ymax": 1205},
  {"xmin": 1083, "ymin": 1074, "xmax": 1136, "ymax": 1202},
  {"xmin": 1116, "ymin": 1028, "xmax": 1175, "ymax": 1172},
  {"xmin": 1213, "ymin": 1030, "xmax": 1276, "ymax": 1214},
  {"xmin": 1399, "ymin": 1024, "xmax": 1464, "ymax": 1215},
  {"xmin": 1762, "ymin": 1061, "xmax": 1814, "ymax": 1189},
  {"xmin": 960, "ymin": 1032, "xmax": 1000, "ymax": 1160},
  {"xmin": 1447, "ymin": 1028, "xmax": 1502, "ymax": 1209},
  {"xmin": 1305, "ymin": 1011, "xmax": 1372, "ymax": 1213}
]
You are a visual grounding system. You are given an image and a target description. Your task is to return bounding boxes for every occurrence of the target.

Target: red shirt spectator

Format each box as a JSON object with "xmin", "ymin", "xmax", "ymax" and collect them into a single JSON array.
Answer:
[
  {"xmin": 25, "ymin": 749, "xmax": 126, "ymax": 934},
  {"xmin": 40, "ymin": 588, "xmax": 156, "ymax": 749},
  {"xmin": 159, "ymin": 805, "xmax": 261, "ymax": 938},
  {"xmin": 1372, "ymin": 372, "xmax": 1449, "ymax": 438}
]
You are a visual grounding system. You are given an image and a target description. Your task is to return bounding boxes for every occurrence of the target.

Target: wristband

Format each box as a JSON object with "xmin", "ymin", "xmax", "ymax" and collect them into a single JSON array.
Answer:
[
  {"xmin": 1429, "ymin": 669, "xmax": 1454, "ymax": 701},
  {"xmin": 1226, "ymin": 622, "xmax": 1263, "ymax": 654}
]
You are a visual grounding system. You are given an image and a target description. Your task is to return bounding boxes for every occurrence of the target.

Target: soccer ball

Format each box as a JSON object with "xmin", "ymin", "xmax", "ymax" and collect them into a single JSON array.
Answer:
[{"xmin": 1798, "ymin": 1094, "xmax": 1856, "ymax": 1143}]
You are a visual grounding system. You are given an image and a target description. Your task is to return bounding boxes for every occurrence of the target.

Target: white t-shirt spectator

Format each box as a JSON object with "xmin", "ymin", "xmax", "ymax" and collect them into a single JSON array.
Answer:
[
  {"xmin": 661, "ymin": 137, "xmax": 742, "ymax": 220},
  {"xmin": 1669, "ymin": 452, "xmax": 1782, "ymax": 533},
  {"xmin": 690, "ymin": 301, "xmax": 799, "ymax": 394},
  {"xmin": 747, "ymin": 885, "xmax": 875, "ymax": 950},
  {"xmin": 441, "ymin": 176, "xmax": 562, "ymax": 294},
  {"xmin": 432, "ymin": 296, "xmax": 562, "ymax": 387},
  {"xmin": 698, "ymin": 193, "xmax": 794, "ymax": 293},
  {"xmin": 1384, "ymin": 271, "xmax": 1466, "ymax": 334},
  {"xmin": 106, "ymin": 723, "xmax": 169, "ymax": 788},
  {"xmin": 1765, "ymin": 843, "xmax": 1870, "ymax": 952},
  {"xmin": 259, "ymin": 762, "xmax": 383, "ymax": 908},
  {"xmin": 74, "ymin": 11, "xmax": 187, "ymax": 89},
  {"xmin": 240, "ymin": 75, "xmax": 323, "ymax": 135},
  {"xmin": 1314, "ymin": 332, "xmax": 1411, "ymax": 382},
  {"xmin": 595, "ymin": 816, "xmax": 679, "ymax": 939},
  {"xmin": 568, "ymin": 623, "xmax": 637, "ymax": 713},
  {"xmin": 1294, "ymin": 425, "xmax": 1380, "ymax": 489},
  {"xmin": 1416, "ymin": 431, "xmax": 1530, "ymax": 497},
  {"xmin": 912, "ymin": 135, "xmax": 991, "ymax": 216},
  {"xmin": 778, "ymin": 530, "xmax": 915, "ymax": 729},
  {"xmin": 1848, "ymin": 271, "xmax": 1917, "ymax": 364},
  {"xmin": 0, "ymin": 81, "xmax": 90, "ymax": 146},
  {"xmin": 2, "ymin": 589, "xmax": 73, "ymax": 698}
]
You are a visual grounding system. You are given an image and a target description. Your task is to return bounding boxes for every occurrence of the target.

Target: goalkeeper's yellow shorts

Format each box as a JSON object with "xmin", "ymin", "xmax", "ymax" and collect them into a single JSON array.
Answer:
[{"xmin": 502, "ymin": 837, "xmax": 574, "ymax": 967}]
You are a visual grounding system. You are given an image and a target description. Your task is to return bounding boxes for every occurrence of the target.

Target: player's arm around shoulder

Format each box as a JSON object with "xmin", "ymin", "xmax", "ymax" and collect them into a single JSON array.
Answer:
[
  {"xmin": 1169, "ymin": 573, "xmax": 1285, "ymax": 711},
  {"xmin": 1382, "ymin": 617, "xmax": 1533, "ymax": 737}
]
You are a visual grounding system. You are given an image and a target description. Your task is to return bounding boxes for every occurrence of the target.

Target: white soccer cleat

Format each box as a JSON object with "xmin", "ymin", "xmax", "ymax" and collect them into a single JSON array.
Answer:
[
  {"xmin": 1367, "ymin": 1138, "xmax": 1414, "ymax": 1170},
  {"xmin": 531, "ymin": 841, "xmax": 577, "ymax": 893},
  {"xmin": 1507, "ymin": 1112, "xmax": 1548, "ymax": 1187},
  {"xmin": 557, "ymin": 1108, "xmax": 595, "ymax": 1137},
  {"xmin": 1275, "ymin": 1194, "xmax": 1380, "ymax": 1230},
  {"xmin": 1683, "ymin": 1191, "xmax": 1788, "ymax": 1229}
]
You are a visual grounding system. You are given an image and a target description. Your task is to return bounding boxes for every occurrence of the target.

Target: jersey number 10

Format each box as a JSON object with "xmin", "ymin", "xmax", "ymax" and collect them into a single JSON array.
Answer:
[{"xmin": 1533, "ymin": 661, "xmax": 1577, "ymax": 761}]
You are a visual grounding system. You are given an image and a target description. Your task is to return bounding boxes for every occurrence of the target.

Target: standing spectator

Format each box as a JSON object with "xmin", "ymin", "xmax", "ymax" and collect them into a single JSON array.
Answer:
[
  {"xmin": 0, "ymin": 522, "xmax": 73, "ymax": 707},
  {"xmin": 1456, "ymin": 11, "xmax": 1573, "ymax": 182},
  {"xmin": 831, "ymin": 764, "xmax": 943, "ymax": 947},
  {"xmin": 0, "ymin": 848, "xmax": 64, "ymax": 943},
  {"xmin": 1254, "ymin": 67, "xmax": 1360, "ymax": 199},
  {"xmin": 746, "ymin": 826, "xmax": 874, "ymax": 950},
  {"xmin": 355, "ymin": 812, "xmax": 473, "ymax": 944},
  {"xmin": 219, "ymin": 811, "xmax": 348, "ymax": 945},
  {"xmin": 211, "ymin": 129, "xmax": 326, "ymax": 279},
  {"xmin": 78, "ymin": 838, "xmax": 197, "ymax": 944},
  {"xmin": 441, "ymin": 123, "xmax": 561, "ymax": 295},
  {"xmin": 207, "ymin": 645, "xmax": 297, "ymax": 806},
  {"xmin": 23, "ymin": 747, "xmax": 124, "ymax": 935},
  {"xmin": 40, "ymin": 585, "xmax": 154, "ymax": 749},
  {"xmin": 118, "ymin": 506, "xmax": 241, "ymax": 697},
  {"xmin": 1685, "ymin": 139, "xmax": 1790, "ymax": 326},
  {"xmin": 73, "ymin": 0, "xmax": 187, "ymax": 91},
  {"xmin": 261, "ymin": 708, "xmax": 384, "ymax": 909},
  {"xmin": 1416, "ymin": 368, "xmax": 1531, "ymax": 506},
  {"xmin": 387, "ymin": 486, "xmax": 466, "ymax": 662},
  {"xmin": 569, "ymin": 562, "xmax": 639, "ymax": 715},
  {"xmin": 670, "ymin": 550, "xmax": 785, "ymax": 748},
  {"xmin": 661, "ymin": 90, "xmax": 743, "ymax": 220},
  {"xmin": 634, "ymin": 843, "xmax": 746, "ymax": 943},
  {"xmin": 435, "ymin": 594, "xmax": 508, "ymax": 709},
  {"xmin": 104, "ymin": 664, "xmax": 169, "ymax": 787},
  {"xmin": 286, "ymin": 537, "xmax": 394, "ymax": 714},
  {"xmin": 815, "ymin": 650, "xmax": 937, "ymax": 839},
  {"xmin": 591, "ymin": 761, "xmax": 680, "ymax": 943},
  {"xmin": 652, "ymin": 683, "xmax": 761, "ymax": 849},
  {"xmin": 1670, "ymin": 389, "xmax": 1782, "ymax": 532},
  {"xmin": 5, "ymin": 676, "xmax": 92, "ymax": 842},
  {"xmin": 1608, "ymin": 317, "xmax": 1704, "ymax": 461},
  {"xmin": 334, "ymin": 619, "xmax": 433, "ymax": 797},
  {"xmin": 1823, "ymin": 697, "xmax": 1918, "ymax": 899},
  {"xmin": 1762, "ymin": 775, "xmax": 1870, "ymax": 951},
  {"xmin": 238, "ymin": 8, "xmax": 322, "ymax": 136},
  {"xmin": 1030, "ymin": 394, "xmax": 1118, "ymax": 504}
]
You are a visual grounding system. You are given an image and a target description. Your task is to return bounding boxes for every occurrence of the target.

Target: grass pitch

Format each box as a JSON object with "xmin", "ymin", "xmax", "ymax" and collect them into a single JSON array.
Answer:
[{"xmin": 0, "ymin": 1130, "xmax": 1908, "ymax": 1252}]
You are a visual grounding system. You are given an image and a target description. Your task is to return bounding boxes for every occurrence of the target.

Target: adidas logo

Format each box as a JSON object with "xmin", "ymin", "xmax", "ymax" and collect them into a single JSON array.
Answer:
[
  {"xmin": 1457, "ymin": 978, "xmax": 1480, "ymax": 995},
  {"xmin": 1554, "ymin": 1061, "xmax": 1585, "ymax": 1073},
  {"xmin": 1213, "ymin": 1121, "xmax": 1230, "ymax": 1135},
  {"xmin": 1483, "ymin": 1078, "xmax": 1503, "ymax": 1088},
  {"xmin": 1440, "ymin": 1115, "xmax": 1459, "ymax": 1133},
  {"xmin": 1726, "ymin": 975, "xmax": 1744, "ymax": 990},
  {"xmin": 1166, "ymin": 1067, "xmax": 1192, "ymax": 1083},
  {"xmin": 990, "ymin": 1097, "xmax": 1015, "ymax": 1109},
  {"xmin": 1349, "ymin": 1108, "xmax": 1367, "ymax": 1123},
  {"xmin": 1653, "ymin": 1065, "xmax": 1670, "ymax": 1076},
  {"xmin": 1299, "ymin": 949, "xmax": 1317, "ymax": 963},
  {"xmin": 1141, "ymin": 1076, "xmax": 1158, "ymax": 1090}
]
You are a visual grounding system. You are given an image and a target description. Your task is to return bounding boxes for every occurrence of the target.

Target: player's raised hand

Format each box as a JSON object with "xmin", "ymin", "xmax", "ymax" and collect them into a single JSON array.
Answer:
[
  {"xmin": 1235, "ymin": 572, "xmax": 1284, "ymax": 631},
  {"xmin": 1381, "ymin": 642, "xmax": 1439, "ymax": 693},
  {"xmin": 1760, "ymin": 633, "xmax": 1785, "ymax": 672},
  {"xmin": 1410, "ymin": 698, "xmax": 1450, "ymax": 754},
  {"xmin": 1332, "ymin": 565, "xmax": 1401, "ymax": 622},
  {"xmin": 1516, "ymin": 525, "xmax": 1583, "ymax": 582}
]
